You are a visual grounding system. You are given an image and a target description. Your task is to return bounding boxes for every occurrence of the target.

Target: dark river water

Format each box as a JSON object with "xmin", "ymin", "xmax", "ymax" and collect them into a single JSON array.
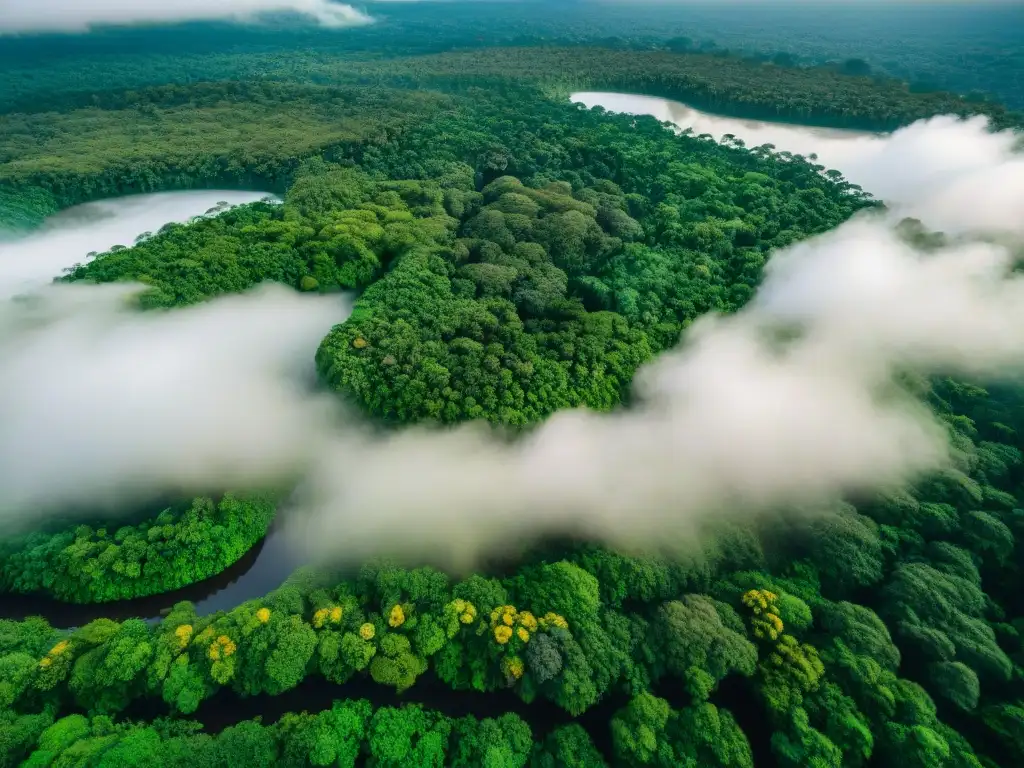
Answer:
[{"xmin": 0, "ymin": 526, "xmax": 297, "ymax": 628}]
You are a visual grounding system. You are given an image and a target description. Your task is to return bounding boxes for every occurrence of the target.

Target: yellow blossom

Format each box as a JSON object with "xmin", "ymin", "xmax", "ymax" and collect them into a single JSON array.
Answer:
[
  {"xmin": 209, "ymin": 635, "xmax": 236, "ymax": 661},
  {"xmin": 518, "ymin": 612, "xmax": 537, "ymax": 632},
  {"xmin": 454, "ymin": 600, "xmax": 477, "ymax": 624},
  {"xmin": 360, "ymin": 623, "xmax": 376, "ymax": 640},
  {"xmin": 517, "ymin": 627, "xmax": 530, "ymax": 643},
  {"xmin": 255, "ymin": 608, "xmax": 271, "ymax": 624},
  {"xmin": 541, "ymin": 612, "xmax": 568, "ymax": 630},
  {"xmin": 330, "ymin": 606, "xmax": 343, "ymax": 623},
  {"xmin": 502, "ymin": 656, "xmax": 524, "ymax": 680},
  {"xmin": 502, "ymin": 612, "xmax": 515, "ymax": 627},
  {"xmin": 48, "ymin": 640, "xmax": 70, "ymax": 657},
  {"xmin": 389, "ymin": 604, "xmax": 406, "ymax": 628},
  {"xmin": 742, "ymin": 589, "xmax": 779, "ymax": 617},
  {"xmin": 352, "ymin": 337, "xmax": 368, "ymax": 349},
  {"xmin": 312, "ymin": 608, "xmax": 329, "ymax": 628},
  {"xmin": 494, "ymin": 625, "xmax": 513, "ymax": 645},
  {"xmin": 174, "ymin": 625, "xmax": 193, "ymax": 647},
  {"xmin": 39, "ymin": 657, "xmax": 52, "ymax": 668}
]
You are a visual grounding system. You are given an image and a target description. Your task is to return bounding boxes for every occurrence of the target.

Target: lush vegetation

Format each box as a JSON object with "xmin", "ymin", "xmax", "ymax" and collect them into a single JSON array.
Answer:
[
  {"xmin": 59, "ymin": 85, "xmax": 871, "ymax": 424},
  {"xmin": 0, "ymin": 1, "xmax": 1020, "ymax": 112},
  {"xmin": 1, "ymin": 700, "xmax": 608, "ymax": 768},
  {"xmin": 344, "ymin": 47, "xmax": 1023, "ymax": 132},
  {"xmin": 0, "ymin": 82, "xmax": 448, "ymax": 230},
  {"xmin": 0, "ymin": 494, "xmax": 275, "ymax": 603},
  {"xmin": 2, "ymin": 7, "xmax": 1024, "ymax": 767}
]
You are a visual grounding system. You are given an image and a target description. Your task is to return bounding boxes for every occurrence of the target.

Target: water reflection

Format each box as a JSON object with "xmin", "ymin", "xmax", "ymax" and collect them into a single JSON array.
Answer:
[{"xmin": 0, "ymin": 526, "xmax": 297, "ymax": 628}]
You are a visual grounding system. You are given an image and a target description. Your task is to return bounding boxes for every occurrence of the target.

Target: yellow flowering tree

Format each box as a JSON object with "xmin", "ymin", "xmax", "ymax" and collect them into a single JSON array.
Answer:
[
  {"xmin": 502, "ymin": 655, "xmax": 525, "ymax": 684},
  {"xmin": 742, "ymin": 589, "xmax": 785, "ymax": 642},
  {"xmin": 489, "ymin": 605, "xmax": 541, "ymax": 651},
  {"xmin": 207, "ymin": 634, "xmax": 238, "ymax": 685},
  {"xmin": 34, "ymin": 637, "xmax": 75, "ymax": 691},
  {"xmin": 445, "ymin": 598, "xmax": 478, "ymax": 630},
  {"xmin": 538, "ymin": 612, "xmax": 569, "ymax": 631},
  {"xmin": 174, "ymin": 624, "xmax": 193, "ymax": 648},
  {"xmin": 313, "ymin": 605, "xmax": 344, "ymax": 629},
  {"xmin": 478, "ymin": 603, "xmax": 566, "ymax": 689}
]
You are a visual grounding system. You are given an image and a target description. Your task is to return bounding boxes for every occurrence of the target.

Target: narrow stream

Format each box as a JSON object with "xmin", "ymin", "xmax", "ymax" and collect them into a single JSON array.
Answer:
[
  {"xmin": 0, "ymin": 525, "xmax": 297, "ymax": 628},
  {"xmin": 125, "ymin": 672, "xmax": 626, "ymax": 757}
]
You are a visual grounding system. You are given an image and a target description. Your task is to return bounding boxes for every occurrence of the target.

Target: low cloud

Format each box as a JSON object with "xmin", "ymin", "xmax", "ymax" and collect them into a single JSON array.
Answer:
[
  {"xmin": 573, "ymin": 93, "xmax": 1024, "ymax": 235},
  {"xmin": 0, "ymin": 191, "xmax": 272, "ymax": 301},
  {"xmin": 291, "ymin": 109, "xmax": 1024, "ymax": 567},
  {"xmin": 293, "ymin": 218, "xmax": 1024, "ymax": 568},
  {"xmin": 0, "ymin": 108, "xmax": 1022, "ymax": 571},
  {"xmin": 0, "ymin": 284, "xmax": 347, "ymax": 525},
  {"xmin": 0, "ymin": 0, "xmax": 372, "ymax": 35}
]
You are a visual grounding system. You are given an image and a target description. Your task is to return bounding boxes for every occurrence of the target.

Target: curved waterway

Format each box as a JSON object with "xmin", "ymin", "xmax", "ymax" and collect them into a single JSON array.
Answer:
[
  {"xmin": 0, "ymin": 526, "xmax": 297, "ymax": 628},
  {"xmin": 0, "ymin": 190, "xmax": 299, "ymax": 628}
]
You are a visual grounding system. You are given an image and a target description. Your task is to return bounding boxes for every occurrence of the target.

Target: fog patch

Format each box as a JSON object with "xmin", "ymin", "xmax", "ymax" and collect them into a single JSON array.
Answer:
[
  {"xmin": 1, "ymin": 108, "xmax": 1023, "ymax": 571},
  {"xmin": 0, "ymin": 191, "xmax": 274, "ymax": 300},
  {"xmin": 0, "ymin": 283, "xmax": 347, "ymax": 526},
  {"xmin": 0, "ymin": 0, "xmax": 372, "ymax": 34},
  {"xmin": 572, "ymin": 92, "xmax": 1024, "ymax": 235}
]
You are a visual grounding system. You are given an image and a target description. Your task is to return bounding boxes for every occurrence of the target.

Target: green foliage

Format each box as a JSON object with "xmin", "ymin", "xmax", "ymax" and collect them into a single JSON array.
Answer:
[
  {"xmin": 0, "ymin": 186, "xmax": 58, "ymax": 231},
  {"xmin": 530, "ymin": 724, "xmax": 607, "ymax": 768},
  {"xmin": 0, "ymin": 82, "xmax": 449, "ymax": 210},
  {"xmin": 611, "ymin": 693, "xmax": 753, "ymax": 767},
  {"xmin": 367, "ymin": 46, "xmax": 1021, "ymax": 131},
  {"xmin": 0, "ymin": 494, "xmax": 275, "ymax": 602},
  {"xmin": 2, "ymin": 20, "xmax": 1024, "ymax": 768},
  {"xmin": 653, "ymin": 596, "xmax": 757, "ymax": 699}
]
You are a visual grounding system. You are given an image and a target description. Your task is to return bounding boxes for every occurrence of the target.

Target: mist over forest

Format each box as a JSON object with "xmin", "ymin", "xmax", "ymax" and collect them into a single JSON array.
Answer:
[{"xmin": 0, "ymin": 2, "xmax": 1022, "ymax": 766}]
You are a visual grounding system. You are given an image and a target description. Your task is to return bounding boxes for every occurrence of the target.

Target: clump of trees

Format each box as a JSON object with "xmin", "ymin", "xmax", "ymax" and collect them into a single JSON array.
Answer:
[
  {"xmin": 0, "ymin": 494, "xmax": 275, "ymax": 603},
  {"xmin": 6, "ymin": 700, "xmax": 604, "ymax": 768}
]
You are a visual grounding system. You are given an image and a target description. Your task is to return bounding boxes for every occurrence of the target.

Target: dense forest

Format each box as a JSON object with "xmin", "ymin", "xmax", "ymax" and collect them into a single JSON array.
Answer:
[
  {"xmin": 0, "ymin": 494, "xmax": 275, "ymax": 603},
  {"xmin": 2, "ymin": 5, "xmax": 1024, "ymax": 767},
  {"xmin": 0, "ymin": 1, "xmax": 1020, "ymax": 111}
]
